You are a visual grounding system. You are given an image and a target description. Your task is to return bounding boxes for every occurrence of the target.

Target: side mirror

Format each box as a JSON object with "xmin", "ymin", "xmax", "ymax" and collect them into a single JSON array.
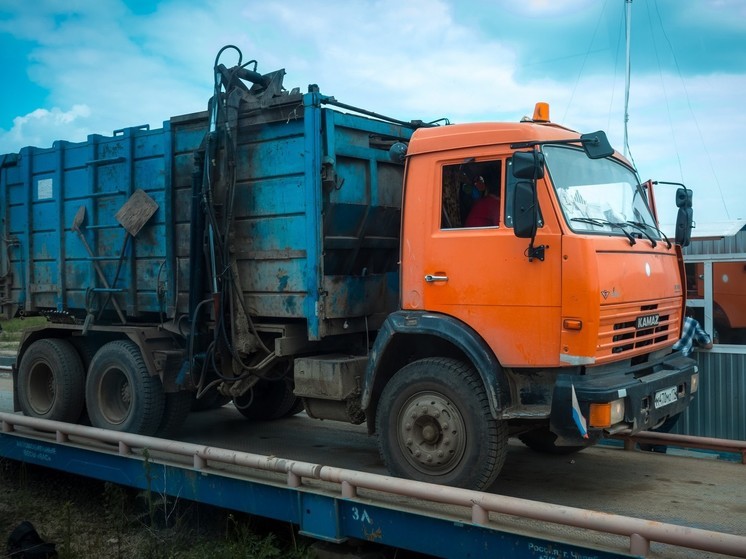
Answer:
[
  {"xmin": 675, "ymin": 207, "xmax": 693, "ymax": 247},
  {"xmin": 513, "ymin": 180, "xmax": 538, "ymax": 239},
  {"xmin": 389, "ymin": 142, "xmax": 408, "ymax": 164},
  {"xmin": 675, "ymin": 187, "xmax": 692, "ymax": 208},
  {"xmin": 674, "ymin": 187, "xmax": 693, "ymax": 246},
  {"xmin": 580, "ymin": 130, "xmax": 615, "ymax": 159},
  {"xmin": 512, "ymin": 151, "xmax": 545, "ymax": 180}
]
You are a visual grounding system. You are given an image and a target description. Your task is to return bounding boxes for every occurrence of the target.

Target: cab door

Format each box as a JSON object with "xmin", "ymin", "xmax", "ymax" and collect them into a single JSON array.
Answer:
[{"xmin": 401, "ymin": 154, "xmax": 563, "ymax": 367}]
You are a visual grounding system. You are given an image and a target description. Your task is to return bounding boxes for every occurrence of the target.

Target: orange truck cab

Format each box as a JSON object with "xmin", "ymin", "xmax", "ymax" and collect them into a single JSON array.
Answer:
[{"xmin": 362, "ymin": 104, "xmax": 699, "ymax": 490}]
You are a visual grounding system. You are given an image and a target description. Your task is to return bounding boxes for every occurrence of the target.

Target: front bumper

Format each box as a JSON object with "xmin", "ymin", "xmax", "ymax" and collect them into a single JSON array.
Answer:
[{"xmin": 550, "ymin": 352, "xmax": 698, "ymax": 445}]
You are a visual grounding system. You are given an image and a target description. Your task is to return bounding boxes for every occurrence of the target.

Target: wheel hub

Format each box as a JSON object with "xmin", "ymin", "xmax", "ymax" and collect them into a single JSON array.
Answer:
[
  {"xmin": 28, "ymin": 362, "xmax": 55, "ymax": 415},
  {"xmin": 421, "ymin": 423, "xmax": 438, "ymax": 443},
  {"xmin": 120, "ymin": 383, "xmax": 131, "ymax": 405},
  {"xmin": 397, "ymin": 391, "xmax": 466, "ymax": 475},
  {"xmin": 99, "ymin": 367, "xmax": 131, "ymax": 425}
]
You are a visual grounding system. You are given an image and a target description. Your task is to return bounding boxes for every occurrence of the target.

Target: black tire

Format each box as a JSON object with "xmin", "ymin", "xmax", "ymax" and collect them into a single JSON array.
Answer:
[
  {"xmin": 518, "ymin": 428, "xmax": 587, "ymax": 455},
  {"xmin": 17, "ymin": 338, "xmax": 85, "ymax": 423},
  {"xmin": 191, "ymin": 387, "xmax": 232, "ymax": 412},
  {"xmin": 85, "ymin": 340, "xmax": 165, "ymax": 435},
  {"xmin": 234, "ymin": 377, "xmax": 299, "ymax": 421},
  {"xmin": 155, "ymin": 391, "xmax": 193, "ymax": 438},
  {"xmin": 70, "ymin": 336, "xmax": 102, "ymax": 425},
  {"xmin": 375, "ymin": 357, "xmax": 508, "ymax": 490},
  {"xmin": 70, "ymin": 336, "xmax": 100, "ymax": 370},
  {"xmin": 282, "ymin": 396, "xmax": 305, "ymax": 418}
]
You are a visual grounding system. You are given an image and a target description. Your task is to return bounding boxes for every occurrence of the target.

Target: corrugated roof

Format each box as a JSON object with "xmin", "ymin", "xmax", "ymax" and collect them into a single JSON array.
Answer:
[
  {"xmin": 660, "ymin": 219, "xmax": 745, "ymax": 244},
  {"xmin": 685, "ymin": 224, "xmax": 746, "ymax": 256},
  {"xmin": 690, "ymin": 220, "xmax": 746, "ymax": 240}
]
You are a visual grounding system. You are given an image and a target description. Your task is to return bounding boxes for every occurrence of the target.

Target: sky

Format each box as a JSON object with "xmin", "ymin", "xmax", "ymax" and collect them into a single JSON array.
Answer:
[{"xmin": 1, "ymin": 0, "xmax": 745, "ymax": 230}]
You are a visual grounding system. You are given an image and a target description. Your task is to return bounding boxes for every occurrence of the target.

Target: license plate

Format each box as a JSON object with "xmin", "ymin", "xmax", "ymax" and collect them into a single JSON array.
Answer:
[{"xmin": 654, "ymin": 386, "xmax": 678, "ymax": 409}]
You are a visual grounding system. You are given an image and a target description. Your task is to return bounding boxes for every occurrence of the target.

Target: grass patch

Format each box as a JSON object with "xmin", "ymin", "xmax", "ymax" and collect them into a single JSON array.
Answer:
[
  {"xmin": 0, "ymin": 316, "xmax": 47, "ymax": 343},
  {"xmin": 0, "ymin": 461, "xmax": 317, "ymax": 559}
]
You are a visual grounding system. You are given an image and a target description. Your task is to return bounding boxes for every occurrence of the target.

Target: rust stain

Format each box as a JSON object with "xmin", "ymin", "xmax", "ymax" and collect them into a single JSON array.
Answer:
[{"xmin": 363, "ymin": 527, "xmax": 382, "ymax": 542}]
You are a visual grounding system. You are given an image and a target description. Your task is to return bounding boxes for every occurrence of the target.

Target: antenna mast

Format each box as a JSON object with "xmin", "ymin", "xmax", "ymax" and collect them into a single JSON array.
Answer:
[{"xmin": 624, "ymin": 0, "xmax": 632, "ymax": 158}]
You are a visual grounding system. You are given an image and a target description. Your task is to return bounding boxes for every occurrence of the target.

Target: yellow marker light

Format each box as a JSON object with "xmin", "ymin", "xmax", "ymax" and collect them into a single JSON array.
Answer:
[
  {"xmin": 690, "ymin": 372, "xmax": 699, "ymax": 394},
  {"xmin": 589, "ymin": 398, "xmax": 625, "ymax": 428},
  {"xmin": 533, "ymin": 102, "xmax": 550, "ymax": 123},
  {"xmin": 563, "ymin": 319, "xmax": 582, "ymax": 331}
]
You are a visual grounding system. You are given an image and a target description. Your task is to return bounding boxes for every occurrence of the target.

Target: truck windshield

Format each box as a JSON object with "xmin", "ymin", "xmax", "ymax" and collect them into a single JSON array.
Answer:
[{"xmin": 543, "ymin": 145, "xmax": 659, "ymax": 238}]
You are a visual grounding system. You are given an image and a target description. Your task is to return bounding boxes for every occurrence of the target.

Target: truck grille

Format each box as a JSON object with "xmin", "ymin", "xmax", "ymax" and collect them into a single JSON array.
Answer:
[{"xmin": 597, "ymin": 300, "xmax": 681, "ymax": 363}]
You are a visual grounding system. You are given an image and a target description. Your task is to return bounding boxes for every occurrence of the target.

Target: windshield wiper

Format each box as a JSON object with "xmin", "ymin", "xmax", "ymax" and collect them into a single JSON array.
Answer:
[
  {"xmin": 626, "ymin": 220, "xmax": 672, "ymax": 249},
  {"xmin": 570, "ymin": 217, "xmax": 636, "ymax": 246},
  {"xmin": 622, "ymin": 221, "xmax": 657, "ymax": 248}
]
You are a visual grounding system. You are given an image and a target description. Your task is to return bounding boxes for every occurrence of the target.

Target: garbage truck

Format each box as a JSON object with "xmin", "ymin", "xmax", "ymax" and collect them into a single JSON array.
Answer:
[{"xmin": 0, "ymin": 46, "xmax": 698, "ymax": 490}]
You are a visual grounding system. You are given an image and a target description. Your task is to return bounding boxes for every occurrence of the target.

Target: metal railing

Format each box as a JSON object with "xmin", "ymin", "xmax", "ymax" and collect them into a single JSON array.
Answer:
[
  {"xmin": 1, "ymin": 412, "xmax": 745, "ymax": 558},
  {"xmin": 614, "ymin": 429, "xmax": 746, "ymax": 464}
]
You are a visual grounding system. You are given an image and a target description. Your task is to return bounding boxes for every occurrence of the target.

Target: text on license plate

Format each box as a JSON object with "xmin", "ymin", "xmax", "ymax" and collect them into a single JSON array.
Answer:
[{"xmin": 654, "ymin": 386, "xmax": 678, "ymax": 409}]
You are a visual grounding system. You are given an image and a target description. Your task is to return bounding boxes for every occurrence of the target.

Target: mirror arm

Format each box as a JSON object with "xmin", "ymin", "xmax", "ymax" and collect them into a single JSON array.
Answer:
[
  {"xmin": 512, "ymin": 132, "xmax": 613, "ymax": 160},
  {"xmin": 511, "ymin": 138, "xmax": 579, "ymax": 150}
]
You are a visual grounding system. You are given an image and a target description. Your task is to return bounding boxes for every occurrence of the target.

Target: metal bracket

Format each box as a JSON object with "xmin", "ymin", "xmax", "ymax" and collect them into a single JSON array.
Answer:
[{"xmin": 527, "ymin": 244, "xmax": 547, "ymax": 262}]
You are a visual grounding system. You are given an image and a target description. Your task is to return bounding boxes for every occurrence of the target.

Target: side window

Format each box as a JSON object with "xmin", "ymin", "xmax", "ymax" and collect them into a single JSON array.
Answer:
[
  {"xmin": 685, "ymin": 262, "xmax": 702, "ymax": 300},
  {"xmin": 712, "ymin": 261, "xmax": 746, "ymax": 344},
  {"xmin": 440, "ymin": 159, "xmax": 502, "ymax": 229},
  {"xmin": 685, "ymin": 259, "xmax": 746, "ymax": 346}
]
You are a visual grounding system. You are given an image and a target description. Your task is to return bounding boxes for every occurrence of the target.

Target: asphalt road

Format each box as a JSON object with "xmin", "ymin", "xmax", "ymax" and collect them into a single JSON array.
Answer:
[{"xmin": 0, "ymin": 371, "xmax": 11, "ymax": 412}]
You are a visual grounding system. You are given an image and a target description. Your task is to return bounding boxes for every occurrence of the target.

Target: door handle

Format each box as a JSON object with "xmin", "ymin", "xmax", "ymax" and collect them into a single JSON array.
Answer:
[{"xmin": 425, "ymin": 274, "xmax": 448, "ymax": 283}]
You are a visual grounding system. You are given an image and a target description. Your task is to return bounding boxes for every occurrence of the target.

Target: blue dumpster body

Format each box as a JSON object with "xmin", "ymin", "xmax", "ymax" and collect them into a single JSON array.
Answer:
[{"xmin": 0, "ymin": 87, "xmax": 414, "ymax": 342}]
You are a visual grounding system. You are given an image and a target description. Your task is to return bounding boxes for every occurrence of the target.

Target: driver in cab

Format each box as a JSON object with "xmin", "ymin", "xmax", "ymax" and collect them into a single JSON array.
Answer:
[{"xmin": 465, "ymin": 176, "xmax": 500, "ymax": 227}]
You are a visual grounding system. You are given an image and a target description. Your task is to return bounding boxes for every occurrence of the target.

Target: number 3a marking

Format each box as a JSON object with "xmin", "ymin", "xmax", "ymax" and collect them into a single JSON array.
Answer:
[{"xmin": 351, "ymin": 507, "xmax": 372, "ymax": 524}]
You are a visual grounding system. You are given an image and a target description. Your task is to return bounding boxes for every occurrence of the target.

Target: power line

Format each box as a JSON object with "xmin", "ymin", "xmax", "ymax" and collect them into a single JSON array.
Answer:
[
  {"xmin": 562, "ymin": 0, "xmax": 608, "ymax": 123},
  {"xmin": 651, "ymin": 0, "xmax": 730, "ymax": 219}
]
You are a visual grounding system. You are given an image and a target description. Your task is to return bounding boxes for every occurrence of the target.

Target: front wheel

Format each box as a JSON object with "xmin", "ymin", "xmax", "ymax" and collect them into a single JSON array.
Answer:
[{"xmin": 375, "ymin": 357, "xmax": 507, "ymax": 491}]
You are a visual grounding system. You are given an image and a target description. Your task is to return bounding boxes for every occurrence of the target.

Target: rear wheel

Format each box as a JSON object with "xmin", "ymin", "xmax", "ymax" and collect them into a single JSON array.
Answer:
[
  {"xmin": 191, "ymin": 386, "xmax": 232, "ymax": 412},
  {"xmin": 518, "ymin": 428, "xmax": 587, "ymax": 455},
  {"xmin": 282, "ymin": 396, "xmax": 305, "ymax": 418},
  {"xmin": 70, "ymin": 336, "xmax": 100, "ymax": 370},
  {"xmin": 17, "ymin": 338, "xmax": 85, "ymax": 423},
  {"xmin": 155, "ymin": 391, "xmax": 193, "ymax": 438},
  {"xmin": 70, "ymin": 336, "xmax": 102, "ymax": 425},
  {"xmin": 85, "ymin": 340, "xmax": 164, "ymax": 435},
  {"xmin": 376, "ymin": 357, "xmax": 507, "ymax": 491},
  {"xmin": 234, "ymin": 377, "xmax": 300, "ymax": 420}
]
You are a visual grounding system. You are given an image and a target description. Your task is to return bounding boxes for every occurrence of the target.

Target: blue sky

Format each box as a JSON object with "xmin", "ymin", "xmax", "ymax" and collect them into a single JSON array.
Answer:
[{"xmin": 1, "ymin": 0, "xmax": 744, "ymax": 228}]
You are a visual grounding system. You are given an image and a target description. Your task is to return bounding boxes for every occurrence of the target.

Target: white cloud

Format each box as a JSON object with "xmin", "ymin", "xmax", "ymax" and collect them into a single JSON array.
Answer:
[{"xmin": 0, "ymin": 105, "xmax": 91, "ymax": 152}]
